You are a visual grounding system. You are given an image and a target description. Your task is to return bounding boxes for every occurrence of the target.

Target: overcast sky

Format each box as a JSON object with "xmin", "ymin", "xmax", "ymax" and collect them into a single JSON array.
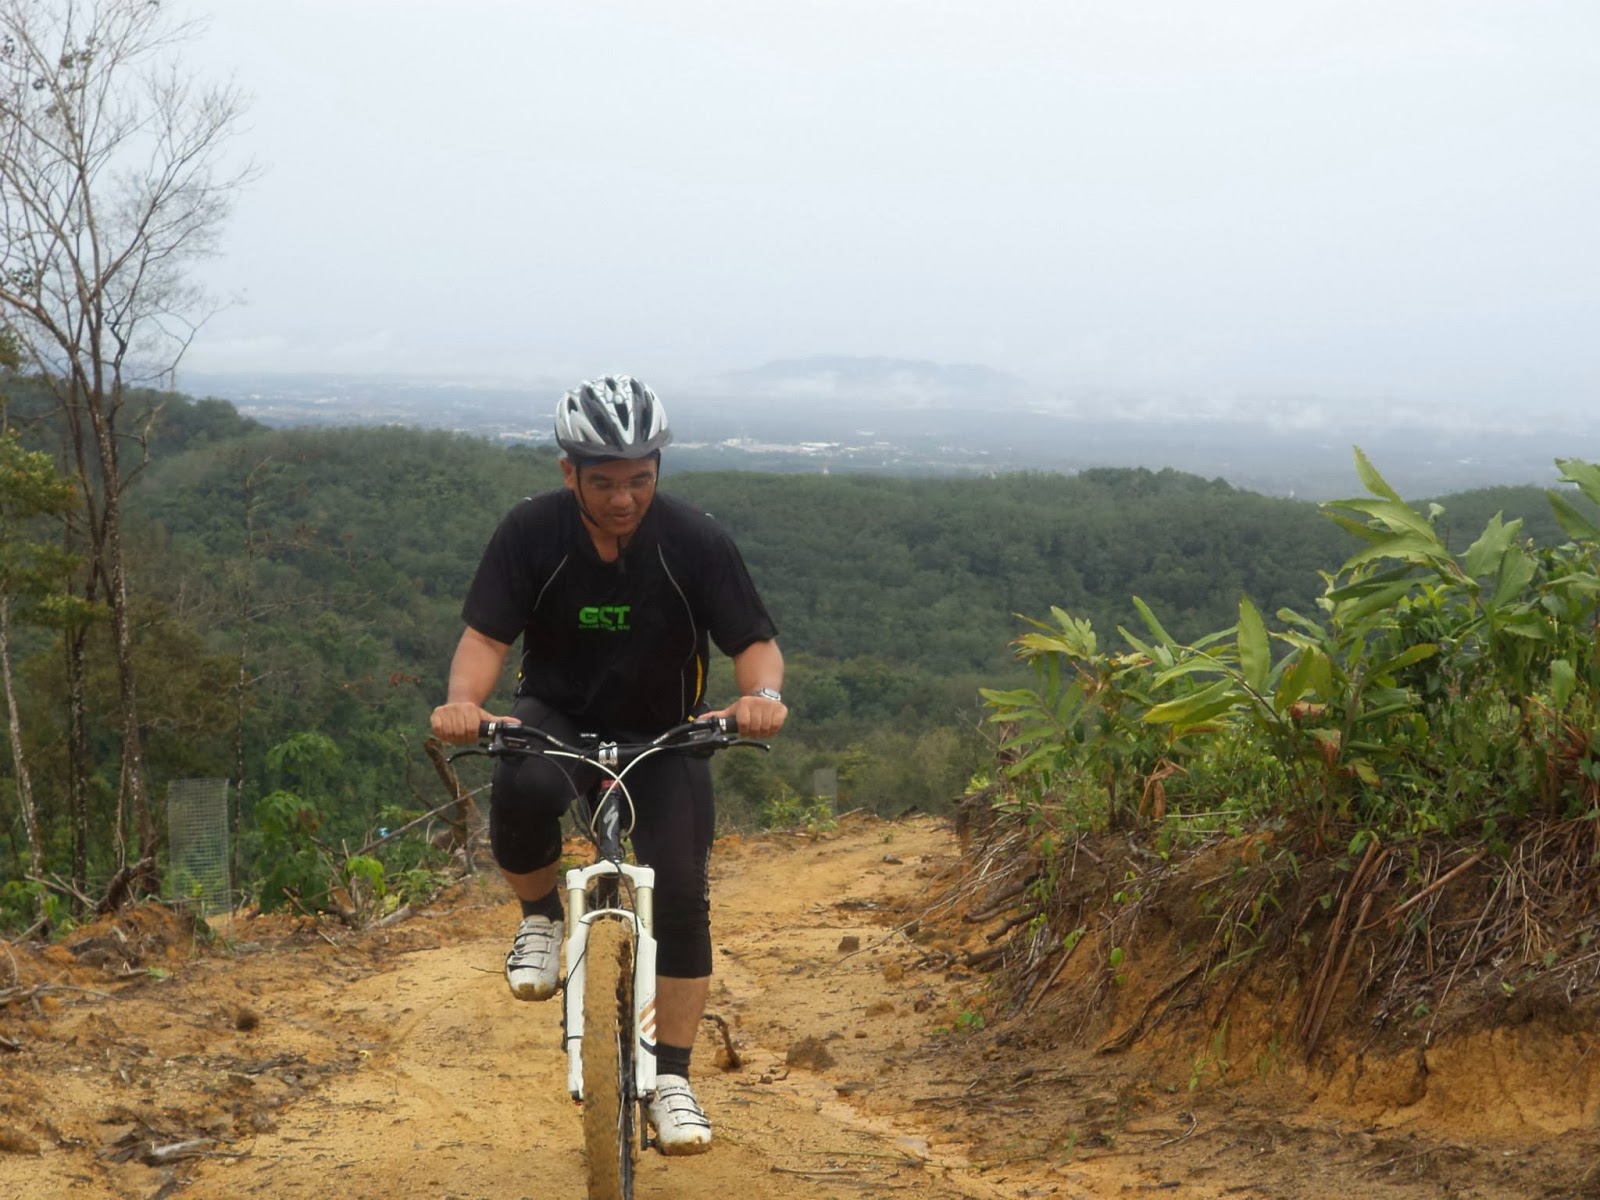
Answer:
[{"xmin": 182, "ymin": 1, "xmax": 1599, "ymax": 412}]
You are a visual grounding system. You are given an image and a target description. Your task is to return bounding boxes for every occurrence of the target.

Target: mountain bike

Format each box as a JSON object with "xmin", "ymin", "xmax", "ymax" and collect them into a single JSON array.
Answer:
[{"xmin": 453, "ymin": 716, "xmax": 766, "ymax": 1200}]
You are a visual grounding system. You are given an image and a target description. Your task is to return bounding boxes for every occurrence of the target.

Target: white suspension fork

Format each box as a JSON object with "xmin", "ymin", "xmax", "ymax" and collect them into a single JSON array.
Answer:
[{"xmin": 563, "ymin": 860, "xmax": 658, "ymax": 1102}]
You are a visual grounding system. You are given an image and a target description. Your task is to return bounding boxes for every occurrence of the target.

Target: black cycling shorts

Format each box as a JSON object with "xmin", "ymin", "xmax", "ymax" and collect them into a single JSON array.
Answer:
[{"xmin": 488, "ymin": 696, "xmax": 715, "ymax": 979}]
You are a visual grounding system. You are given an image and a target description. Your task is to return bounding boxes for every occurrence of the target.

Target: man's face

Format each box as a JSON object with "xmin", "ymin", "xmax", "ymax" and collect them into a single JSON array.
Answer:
[{"xmin": 561, "ymin": 456, "xmax": 659, "ymax": 540}]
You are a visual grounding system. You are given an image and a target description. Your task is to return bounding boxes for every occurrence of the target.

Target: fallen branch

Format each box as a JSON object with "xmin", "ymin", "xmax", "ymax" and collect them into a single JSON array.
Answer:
[
  {"xmin": 1023, "ymin": 930, "xmax": 1085, "ymax": 1017},
  {"xmin": 145, "ymin": 1138, "xmax": 215, "ymax": 1165},
  {"xmin": 353, "ymin": 791, "xmax": 486, "ymax": 859},
  {"xmin": 1297, "ymin": 840, "xmax": 1387, "ymax": 1056},
  {"xmin": 0, "ymin": 982, "xmax": 114, "ymax": 1009},
  {"xmin": 1097, "ymin": 962, "xmax": 1203, "ymax": 1054},
  {"xmin": 283, "ymin": 895, "xmax": 340, "ymax": 946},
  {"xmin": 423, "ymin": 737, "xmax": 479, "ymax": 854},
  {"xmin": 816, "ymin": 1147, "xmax": 927, "ymax": 1162},
  {"xmin": 6, "ymin": 917, "xmax": 47, "ymax": 943},
  {"xmin": 98, "ymin": 857, "xmax": 159, "ymax": 915},
  {"xmin": 964, "ymin": 876, "xmax": 1039, "ymax": 924},
  {"xmin": 1151, "ymin": 1109, "xmax": 1198, "ymax": 1149},
  {"xmin": 985, "ymin": 908, "xmax": 1042, "ymax": 944},
  {"xmin": 1372, "ymin": 852, "xmax": 1485, "ymax": 930},
  {"xmin": 374, "ymin": 904, "xmax": 415, "ymax": 929},
  {"xmin": 1427, "ymin": 871, "xmax": 1505, "ymax": 1046},
  {"xmin": 963, "ymin": 944, "xmax": 1008, "ymax": 971},
  {"xmin": 702, "ymin": 1011, "xmax": 743, "ymax": 1069},
  {"xmin": 826, "ymin": 924, "xmax": 920, "ymax": 973},
  {"xmin": 1303, "ymin": 891, "xmax": 1375, "ymax": 1058},
  {"xmin": 29, "ymin": 872, "xmax": 96, "ymax": 911}
]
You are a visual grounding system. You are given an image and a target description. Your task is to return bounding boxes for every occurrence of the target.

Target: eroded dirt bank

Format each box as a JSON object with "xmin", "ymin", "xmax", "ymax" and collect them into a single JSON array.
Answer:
[{"xmin": 4, "ymin": 815, "xmax": 1600, "ymax": 1199}]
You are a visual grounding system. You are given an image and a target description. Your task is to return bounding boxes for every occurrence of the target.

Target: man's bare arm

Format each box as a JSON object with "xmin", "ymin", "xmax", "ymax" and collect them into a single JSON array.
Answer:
[
  {"xmin": 703, "ymin": 639, "xmax": 787, "ymax": 738},
  {"xmin": 430, "ymin": 627, "xmax": 515, "ymax": 742}
]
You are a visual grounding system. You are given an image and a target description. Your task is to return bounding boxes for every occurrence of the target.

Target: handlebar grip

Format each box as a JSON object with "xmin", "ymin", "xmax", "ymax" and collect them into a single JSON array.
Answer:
[{"xmin": 478, "ymin": 718, "xmax": 523, "ymax": 740}]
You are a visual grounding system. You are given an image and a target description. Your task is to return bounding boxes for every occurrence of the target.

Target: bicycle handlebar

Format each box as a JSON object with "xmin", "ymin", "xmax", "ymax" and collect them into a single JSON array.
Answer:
[{"xmin": 460, "ymin": 715, "xmax": 769, "ymax": 769}]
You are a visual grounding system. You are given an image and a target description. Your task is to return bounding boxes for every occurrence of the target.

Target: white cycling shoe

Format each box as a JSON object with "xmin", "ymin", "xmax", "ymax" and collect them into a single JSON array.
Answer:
[
  {"xmin": 504, "ymin": 915, "xmax": 563, "ymax": 1001},
  {"xmin": 647, "ymin": 1075, "xmax": 712, "ymax": 1155}
]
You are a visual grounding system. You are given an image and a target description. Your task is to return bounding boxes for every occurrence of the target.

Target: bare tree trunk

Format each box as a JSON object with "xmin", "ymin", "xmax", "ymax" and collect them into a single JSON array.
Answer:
[
  {"xmin": 0, "ymin": 589, "xmax": 44, "ymax": 883},
  {"xmin": 57, "ymin": 392, "xmax": 111, "ymax": 877},
  {"xmin": 94, "ymin": 431, "xmax": 152, "ymax": 864},
  {"xmin": 230, "ymin": 460, "xmax": 266, "ymax": 905},
  {"xmin": 231, "ymin": 600, "xmax": 249, "ymax": 907},
  {"xmin": 65, "ymin": 623, "xmax": 91, "ymax": 904}
]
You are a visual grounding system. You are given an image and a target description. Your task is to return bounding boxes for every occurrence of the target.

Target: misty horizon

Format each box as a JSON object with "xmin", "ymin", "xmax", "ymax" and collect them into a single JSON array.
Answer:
[
  {"xmin": 174, "ymin": 355, "xmax": 1600, "ymax": 503},
  {"xmin": 178, "ymin": 352, "xmax": 1596, "ymax": 437}
]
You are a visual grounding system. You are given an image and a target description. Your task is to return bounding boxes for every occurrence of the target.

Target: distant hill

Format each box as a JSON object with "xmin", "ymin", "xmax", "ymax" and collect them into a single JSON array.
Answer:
[
  {"xmin": 698, "ymin": 356, "xmax": 1026, "ymax": 405},
  {"xmin": 162, "ymin": 364, "xmax": 1600, "ymax": 501}
]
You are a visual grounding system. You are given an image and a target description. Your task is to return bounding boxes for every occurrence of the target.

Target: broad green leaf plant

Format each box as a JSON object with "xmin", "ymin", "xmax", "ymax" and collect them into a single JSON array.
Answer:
[{"xmin": 983, "ymin": 452, "xmax": 1600, "ymax": 849}]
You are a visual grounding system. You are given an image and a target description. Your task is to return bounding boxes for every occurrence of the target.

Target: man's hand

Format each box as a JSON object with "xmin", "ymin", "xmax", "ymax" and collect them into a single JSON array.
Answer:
[
  {"xmin": 703, "ymin": 694, "xmax": 787, "ymax": 739},
  {"xmin": 430, "ymin": 701, "xmax": 511, "ymax": 744}
]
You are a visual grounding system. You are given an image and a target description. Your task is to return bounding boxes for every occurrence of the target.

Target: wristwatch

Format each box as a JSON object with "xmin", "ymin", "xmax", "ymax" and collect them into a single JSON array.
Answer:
[{"xmin": 749, "ymin": 687, "xmax": 783, "ymax": 702}]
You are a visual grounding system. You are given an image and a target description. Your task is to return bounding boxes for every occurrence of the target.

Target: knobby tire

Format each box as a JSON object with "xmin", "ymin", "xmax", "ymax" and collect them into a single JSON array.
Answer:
[{"xmin": 582, "ymin": 918, "xmax": 636, "ymax": 1200}]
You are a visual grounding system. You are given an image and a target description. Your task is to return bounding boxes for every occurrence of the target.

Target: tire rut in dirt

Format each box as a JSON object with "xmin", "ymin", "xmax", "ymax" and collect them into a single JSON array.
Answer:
[{"xmin": 581, "ymin": 918, "xmax": 636, "ymax": 1200}]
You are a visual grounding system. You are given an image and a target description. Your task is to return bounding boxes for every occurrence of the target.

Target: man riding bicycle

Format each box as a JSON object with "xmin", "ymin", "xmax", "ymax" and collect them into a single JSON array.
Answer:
[{"xmin": 430, "ymin": 375, "xmax": 787, "ymax": 1155}]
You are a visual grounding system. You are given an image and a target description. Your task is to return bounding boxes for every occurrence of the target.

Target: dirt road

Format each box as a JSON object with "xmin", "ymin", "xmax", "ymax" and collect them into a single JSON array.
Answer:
[
  {"xmin": 181, "ymin": 817, "xmax": 1002, "ymax": 1200},
  {"xmin": 2, "ymin": 816, "xmax": 1036, "ymax": 1200},
  {"xmin": 7, "ymin": 814, "xmax": 1593, "ymax": 1200}
]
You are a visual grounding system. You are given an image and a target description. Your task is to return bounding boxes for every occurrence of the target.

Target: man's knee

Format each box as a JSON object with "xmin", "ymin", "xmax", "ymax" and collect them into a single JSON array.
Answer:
[
  {"xmin": 489, "ymin": 813, "xmax": 562, "ymax": 874},
  {"xmin": 489, "ymin": 755, "xmax": 577, "ymax": 874}
]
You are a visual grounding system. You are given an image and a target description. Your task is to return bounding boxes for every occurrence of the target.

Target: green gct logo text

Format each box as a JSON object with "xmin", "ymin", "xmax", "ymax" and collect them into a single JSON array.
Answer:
[{"xmin": 578, "ymin": 605, "xmax": 632, "ymax": 631}]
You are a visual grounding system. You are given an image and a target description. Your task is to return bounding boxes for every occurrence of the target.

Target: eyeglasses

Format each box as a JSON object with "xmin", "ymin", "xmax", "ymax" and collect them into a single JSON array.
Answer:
[{"xmin": 583, "ymin": 471, "xmax": 658, "ymax": 497}]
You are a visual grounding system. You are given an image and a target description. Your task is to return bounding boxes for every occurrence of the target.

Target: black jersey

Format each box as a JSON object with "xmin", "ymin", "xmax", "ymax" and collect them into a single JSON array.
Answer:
[{"xmin": 461, "ymin": 489, "xmax": 778, "ymax": 732}]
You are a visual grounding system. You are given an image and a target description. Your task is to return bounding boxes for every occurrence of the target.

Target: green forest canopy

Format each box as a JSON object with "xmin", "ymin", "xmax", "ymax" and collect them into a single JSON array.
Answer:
[{"xmin": 3, "ymin": 382, "xmax": 1593, "ymax": 917}]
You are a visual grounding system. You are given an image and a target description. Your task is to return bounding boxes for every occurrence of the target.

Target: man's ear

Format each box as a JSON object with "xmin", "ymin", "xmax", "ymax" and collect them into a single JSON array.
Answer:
[{"xmin": 559, "ymin": 458, "xmax": 578, "ymax": 490}]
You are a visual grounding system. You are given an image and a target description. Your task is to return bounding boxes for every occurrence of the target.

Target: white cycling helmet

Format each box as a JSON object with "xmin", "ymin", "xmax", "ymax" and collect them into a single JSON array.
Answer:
[{"xmin": 554, "ymin": 375, "xmax": 672, "ymax": 460}]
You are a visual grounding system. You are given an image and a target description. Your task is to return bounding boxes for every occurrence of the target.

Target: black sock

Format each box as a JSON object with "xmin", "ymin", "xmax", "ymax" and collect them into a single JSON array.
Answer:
[
  {"xmin": 657, "ymin": 1041, "xmax": 692, "ymax": 1080},
  {"xmin": 520, "ymin": 889, "xmax": 564, "ymax": 922}
]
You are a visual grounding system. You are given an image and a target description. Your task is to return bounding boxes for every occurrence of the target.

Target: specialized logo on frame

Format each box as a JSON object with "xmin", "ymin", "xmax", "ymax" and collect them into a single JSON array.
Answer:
[{"xmin": 578, "ymin": 604, "xmax": 632, "ymax": 631}]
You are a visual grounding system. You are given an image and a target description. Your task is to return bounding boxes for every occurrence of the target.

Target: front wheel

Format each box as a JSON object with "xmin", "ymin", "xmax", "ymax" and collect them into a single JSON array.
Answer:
[{"xmin": 582, "ymin": 918, "xmax": 636, "ymax": 1200}]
